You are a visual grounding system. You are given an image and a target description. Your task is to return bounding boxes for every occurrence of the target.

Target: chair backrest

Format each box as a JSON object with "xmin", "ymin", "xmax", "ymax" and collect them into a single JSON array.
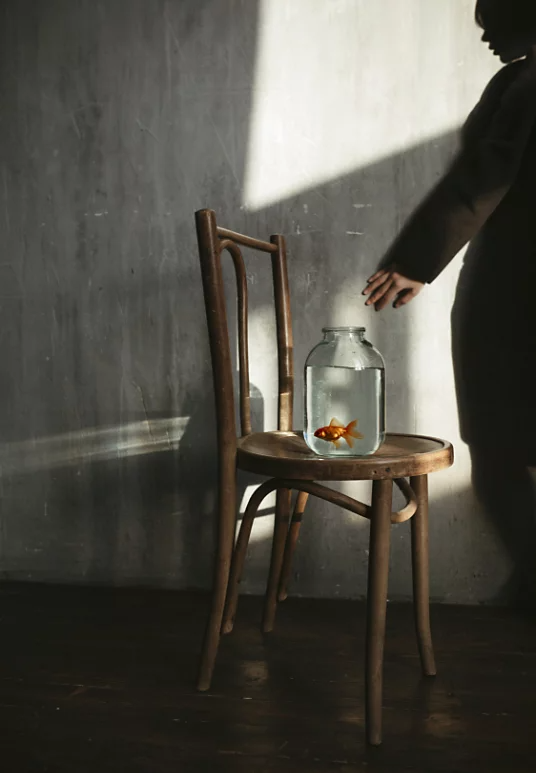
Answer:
[{"xmin": 195, "ymin": 209, "xmax": 294, "ymax": 454}]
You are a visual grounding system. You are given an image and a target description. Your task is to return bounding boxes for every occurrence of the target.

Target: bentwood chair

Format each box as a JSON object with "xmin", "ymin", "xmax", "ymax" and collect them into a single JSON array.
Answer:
[{"xmin": 195, "ymin": 208, "xmax": 453, "ymax": 746}]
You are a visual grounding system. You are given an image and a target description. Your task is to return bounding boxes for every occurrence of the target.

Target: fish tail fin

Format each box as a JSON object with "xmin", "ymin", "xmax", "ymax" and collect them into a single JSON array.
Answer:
[
  {"xmin": 346, "ymin": 419, "xmax": 364, "ymax": 440},
  {"xmin": 344, "ymin": 433, "xmax": 355, "ymax": 448}
]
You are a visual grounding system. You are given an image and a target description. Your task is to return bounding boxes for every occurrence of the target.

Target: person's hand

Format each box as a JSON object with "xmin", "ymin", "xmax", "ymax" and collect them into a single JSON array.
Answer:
[{"xmin": 362, "ymin": 265, "xmax": 424, "ymax": 310}]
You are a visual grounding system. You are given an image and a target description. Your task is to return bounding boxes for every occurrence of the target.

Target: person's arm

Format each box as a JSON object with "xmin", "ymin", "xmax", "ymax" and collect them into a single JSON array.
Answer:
[{"xmin": 364, "ymin": 59, "xmax": 536, "ymax": 309}]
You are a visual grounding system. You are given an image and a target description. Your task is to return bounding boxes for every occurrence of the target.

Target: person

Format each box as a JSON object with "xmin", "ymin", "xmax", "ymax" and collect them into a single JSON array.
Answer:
[{"xmin": 362, "ymin": 0, "xmax": 536, "ymax": 608}]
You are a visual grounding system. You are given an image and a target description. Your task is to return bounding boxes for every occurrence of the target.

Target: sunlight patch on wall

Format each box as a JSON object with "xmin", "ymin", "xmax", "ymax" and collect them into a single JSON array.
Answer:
[
  {"xmin": 248, "ymin": 305, "xmax": 279, "ymax": 431},
  {"xmin": 248, "ymin": 509, "xmax": 276, "ymax": 545},
  {"xmin": 408, "ymin": 253, "xmax": 469, "ymax": 497},
  {"xmin": 0, "ymin": 417, "xmax": 189, "ymax": 474},
  {"xmin": 239, "ymin": 484, "xmax": 276, "ymax": 544},
  {"xmin": 244, "ymin": 0, "xmax": 498, "ymax": 211}
]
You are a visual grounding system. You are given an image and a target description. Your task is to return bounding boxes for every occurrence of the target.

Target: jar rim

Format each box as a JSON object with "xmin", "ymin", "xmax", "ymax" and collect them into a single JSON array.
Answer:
[{"xmin": 322, "ymin": 326, "xmax": 365, "ymax": 333}]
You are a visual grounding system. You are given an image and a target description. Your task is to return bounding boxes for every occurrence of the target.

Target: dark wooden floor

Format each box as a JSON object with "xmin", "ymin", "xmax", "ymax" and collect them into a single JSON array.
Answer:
[{"xmin": 0, "ymin": 584, "xmax": 535, "ymax": 772}]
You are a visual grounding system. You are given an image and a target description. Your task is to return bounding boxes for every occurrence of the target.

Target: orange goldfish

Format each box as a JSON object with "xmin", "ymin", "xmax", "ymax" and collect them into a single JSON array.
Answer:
[{"xmin": 314, "ymin": 417, "xmax": 364, "ymax": 449}]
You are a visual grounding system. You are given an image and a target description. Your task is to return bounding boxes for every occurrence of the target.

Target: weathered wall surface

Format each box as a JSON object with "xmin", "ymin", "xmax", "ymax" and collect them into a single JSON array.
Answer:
[{"xmin": 0, "ymin": 0, "xmax": 510, "ymax": 603}]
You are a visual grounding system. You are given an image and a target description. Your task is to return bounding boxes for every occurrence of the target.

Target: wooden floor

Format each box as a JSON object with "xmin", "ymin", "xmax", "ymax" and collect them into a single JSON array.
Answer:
[{"xmin": 0, "ymin": 584, "xmax": 535, "ymax": 772}]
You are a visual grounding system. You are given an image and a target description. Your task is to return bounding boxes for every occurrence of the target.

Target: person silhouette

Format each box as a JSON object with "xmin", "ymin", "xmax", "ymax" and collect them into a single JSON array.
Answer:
[{"xmin": 362, "ymin": 0, "xmax": 536, "ymax": 608}]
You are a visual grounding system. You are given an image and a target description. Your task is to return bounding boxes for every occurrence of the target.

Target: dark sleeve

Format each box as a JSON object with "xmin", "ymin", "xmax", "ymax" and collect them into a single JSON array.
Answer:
[{"xmin": 383, "ymin": 61, "xmax": 536, "ymax": 284}]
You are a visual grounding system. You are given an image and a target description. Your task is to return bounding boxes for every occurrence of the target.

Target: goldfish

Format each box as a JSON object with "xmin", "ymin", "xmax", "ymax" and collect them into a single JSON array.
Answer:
[{"xmin": 314, "ymin": 417, "xmax": 364, "ymax": 449}]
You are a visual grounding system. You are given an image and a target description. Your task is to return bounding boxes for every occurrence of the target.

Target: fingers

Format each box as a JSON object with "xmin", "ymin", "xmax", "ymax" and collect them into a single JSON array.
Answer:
[
  {"xmin": 375, "ymin": 284, "xmax": 399, "ymax": 311},
  {"xmin": 365, "ymin": 278, "xmax": 393, "ymax": 307},
  {"xmin": 363, "ymin": 266, "xmax": 424, "ymax": 310},
  {"xmin": 362, "ymin": 270, "xmax": 391, "ymax": 296},
  {"xmin": 367, "ymin": 268, "xmax": 389, "ymax": 283}
]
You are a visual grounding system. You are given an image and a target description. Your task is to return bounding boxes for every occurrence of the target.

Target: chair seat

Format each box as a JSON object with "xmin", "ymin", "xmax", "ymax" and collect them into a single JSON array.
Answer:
[{"xmin": 237, "ymin": 431, "xmax": 453, "ymax": 481}]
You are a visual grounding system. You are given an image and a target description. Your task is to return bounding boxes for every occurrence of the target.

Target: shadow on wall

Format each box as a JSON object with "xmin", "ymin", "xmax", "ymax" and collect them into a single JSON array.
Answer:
[
  {"xmin": 0, "ymin": 115, "xmax": 462, "ymax": 598},
  {"xmin": 1, "ymin": 0, "xmax": 528, "ymax": 604},
  {"xmin": 235, "ymin": 128, "xmax": 460, "ymax": 600},
  {"xmin": 0, "ymin": 0, "xmax": 263, "ymax": 584},
  {"xmin": 0, "ymin": 0, "xmax": 452, "ymax": 594},
  {"xmin": 0, "ymin": 386, "xmax": 266, "ymax": 588}
]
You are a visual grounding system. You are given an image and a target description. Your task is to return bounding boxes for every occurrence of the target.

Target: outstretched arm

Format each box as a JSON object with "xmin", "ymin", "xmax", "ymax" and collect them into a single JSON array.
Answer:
[{"xmin": 363, "ymin": 58, "xmax": 536, "ymax": 310}]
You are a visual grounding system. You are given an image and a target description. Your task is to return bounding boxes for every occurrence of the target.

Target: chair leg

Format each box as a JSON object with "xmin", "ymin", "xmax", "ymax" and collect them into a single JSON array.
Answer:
[
  {"xmin": 262, "ymin": 488, "xmax": 292, "ymax": 633},
  {"xmin": 221, "ymin": 495, "xmax": 258, "ymax": 635},
  {"xmin": 410, "ymin": 474, "xmax": 437, "ymax": 677},
  {"xmin": 278, "ymin": 491, "xmax": 309, "ymax": 602},
  {"xmin": 197, "ymin": 461, "xmax": 237, "ymax": 692},
  {"xmin": 365, "ymin": 478, "xmax": 393, "ymax": 747}
]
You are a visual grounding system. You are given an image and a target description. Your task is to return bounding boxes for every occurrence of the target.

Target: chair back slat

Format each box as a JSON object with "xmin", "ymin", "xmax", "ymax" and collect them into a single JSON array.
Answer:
[
  {"xmin": 217, "ymin": 226, "xmax": 277, "ymax": 254},
  {"xmin": 219, "ymin": 238, "xmax": 251, "ymax": 435},
  {"xmin": 196, "ymin": 209, "xmax": 294, "ymax": 440},
  {"xmin": 270, "ymin": 235, "xmax": 293, "ymax": 432}
]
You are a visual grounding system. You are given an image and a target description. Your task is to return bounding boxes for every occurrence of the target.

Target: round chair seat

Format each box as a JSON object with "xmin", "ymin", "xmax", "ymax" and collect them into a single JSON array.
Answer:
[{"xmin": 237, "ymin": 431, "xmax": 453, "ymax": 481}]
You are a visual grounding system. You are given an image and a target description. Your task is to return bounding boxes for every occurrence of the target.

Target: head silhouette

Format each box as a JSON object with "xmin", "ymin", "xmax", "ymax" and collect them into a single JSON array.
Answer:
[{"xmin": 476, "ymin": 0, "xmax": 536, "ymax": 62}]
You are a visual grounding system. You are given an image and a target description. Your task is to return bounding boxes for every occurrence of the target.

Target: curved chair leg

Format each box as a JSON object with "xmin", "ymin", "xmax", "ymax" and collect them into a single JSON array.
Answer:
[
  {"xmin": 410, "ymin": 474, "xmax": 437, "ymax": 677},
  {"xmin": 262, "ymin": 488, "xmax": 292, "ymax": 633},
  {"xmin": 197, "ymin": 460, "xmax": 237, "ymax": 692},
  {"xmin": 278, "ymin": 491, "xmax": 309, "ymax": 601},
  {"xmin": 366, "ymin": 478, "xmax": 393, "ymax": 747},
  {"xmin": 221, "ymin": 496, "xmax": 258, "ymax": 635}
]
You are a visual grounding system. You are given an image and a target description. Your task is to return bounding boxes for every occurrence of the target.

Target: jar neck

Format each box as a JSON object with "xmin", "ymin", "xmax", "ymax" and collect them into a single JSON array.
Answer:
[{"xmin": 322, "ymin": 326, "xmax": 365, "ymax": 343}]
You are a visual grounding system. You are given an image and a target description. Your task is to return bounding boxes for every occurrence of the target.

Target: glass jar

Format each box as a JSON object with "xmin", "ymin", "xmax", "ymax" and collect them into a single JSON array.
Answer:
[{"xmin": 304, "ymin": 327, "xmax": 385, "ymax": 457}]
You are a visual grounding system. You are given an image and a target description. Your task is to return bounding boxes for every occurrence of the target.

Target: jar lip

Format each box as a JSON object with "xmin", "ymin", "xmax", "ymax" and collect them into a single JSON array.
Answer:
[{"xmin": 322, "ymin": 326, "xmax": 365, "ymax": 333}]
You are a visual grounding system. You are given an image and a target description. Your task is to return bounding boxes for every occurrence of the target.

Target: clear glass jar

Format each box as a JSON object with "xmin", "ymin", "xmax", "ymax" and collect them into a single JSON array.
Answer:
[{"xmin": 304, "ymin": 327, "xmax": 385, "ymax": 457}]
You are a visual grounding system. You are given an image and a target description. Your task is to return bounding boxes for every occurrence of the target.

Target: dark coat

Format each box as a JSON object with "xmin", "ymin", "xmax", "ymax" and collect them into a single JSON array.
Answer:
[{"xmin": 386, "ymin": 58, "xmax": 536, "ymax": 461}]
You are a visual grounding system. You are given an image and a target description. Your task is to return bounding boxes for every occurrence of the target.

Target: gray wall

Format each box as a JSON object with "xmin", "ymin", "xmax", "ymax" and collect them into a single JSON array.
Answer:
[{"xmin": 0, "ymin": 0, "xmax": 513, "ymax": 602}]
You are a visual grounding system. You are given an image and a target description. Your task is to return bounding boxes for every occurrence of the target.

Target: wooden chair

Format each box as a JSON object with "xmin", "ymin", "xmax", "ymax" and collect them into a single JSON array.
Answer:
[{"xmin": 195, "ymin": 208, "xmax": 454, "ymax": 746}]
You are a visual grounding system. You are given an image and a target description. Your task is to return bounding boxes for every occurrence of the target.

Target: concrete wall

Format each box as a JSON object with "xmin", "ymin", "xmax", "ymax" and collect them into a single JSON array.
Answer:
[{"xmin": 0, "ymin": 0, "xmax": 511, "ymax": 603}]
